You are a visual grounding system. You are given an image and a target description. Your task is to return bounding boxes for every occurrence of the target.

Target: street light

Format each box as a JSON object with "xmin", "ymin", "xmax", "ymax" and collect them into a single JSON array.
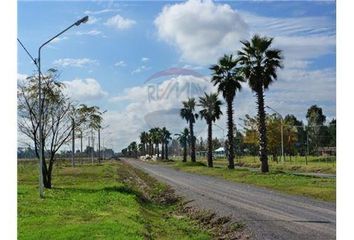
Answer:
[
  {"xmin": 266, "ymin": 105, "xmax": 285, "ymax": 163},
  {"xmin": 36, "ymin": 16, "xmax": 89, "ymax": 198},
  {"xmin": 98, "ymin": 110, "xmax": 108, "ymax": 162}
]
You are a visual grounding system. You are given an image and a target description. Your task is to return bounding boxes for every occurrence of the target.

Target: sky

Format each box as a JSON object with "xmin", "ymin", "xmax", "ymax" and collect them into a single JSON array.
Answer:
[{"xmin": 17, "ymin": 0, "xmax": 336, "ymax": 152}]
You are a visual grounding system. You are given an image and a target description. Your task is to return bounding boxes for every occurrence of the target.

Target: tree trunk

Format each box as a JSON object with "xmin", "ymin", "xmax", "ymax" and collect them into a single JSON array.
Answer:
[
  {"xmin": 165, "ymin": 143, "xmax": 168, "ymax": 160},
  {"xmin": 156, "ymin": 144, "xmax": 159, "ymax": 158},
  {"xmin": 41, "ymin": 156, "xmax": 53, "ymax": 189},
  {"xmin": 256, "ymin": 88, "xmax": 269, "ymax": 173},
  {"xmin": 189, "ymin": 121, "xmax": 196, "ymax": 162},
  {"xmin": 226, "ymin": 98, "xmax": 235, "ymax": 169},
  {"xmin": 207, "ymin": 121, "xmax": 213, "ymax": 167},
  {"xmin": 183, "ymin": 143, "xmax": 187, "ymax": 162},
  {"xmin": 161, "ymin": 142, "xmax": 165, "ymax": 159}
]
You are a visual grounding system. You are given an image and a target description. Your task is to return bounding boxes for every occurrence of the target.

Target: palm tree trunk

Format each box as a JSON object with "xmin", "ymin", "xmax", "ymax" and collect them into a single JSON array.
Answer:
[
  {"xmin": 207, "ymin": 121, "xmax": 213, "ymax": 167},
  {"xmin": 189, "ymin": 121, "xmax": 196, "ymax": 162},
  {"xmin": 183, "ymin": 143, "xmax": 187, "ymax": 162},
  {"xmin": 161, "ymin": 142, "xmax": 165, "ymax": 159},
  {"xmin": 226, "ymin": 98, "xmax": 235, "ymax": 169},
  {"xmin": 256, "ymin": 88, "xmax": 269, "ymax": 172},
  {"xmin": 156, "ymin": 144, "xmax": 159, "ymax": 158},
  {"xmin": 165, "ymin": 143, "xmax": 168, "ymax": 160}
]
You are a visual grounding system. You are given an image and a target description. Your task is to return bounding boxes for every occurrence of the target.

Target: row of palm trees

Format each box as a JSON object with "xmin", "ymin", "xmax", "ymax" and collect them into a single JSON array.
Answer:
[
  {"xmin": 179, "ymin": 35, "xmax": 283, "ymax": 173},
  {"xmin": 122, "ymin": 127, "xmax": 172, "ymax": 160},
  {"xmin": 180, "ymin": 93, "xmax": 223, "ymax": 167}
]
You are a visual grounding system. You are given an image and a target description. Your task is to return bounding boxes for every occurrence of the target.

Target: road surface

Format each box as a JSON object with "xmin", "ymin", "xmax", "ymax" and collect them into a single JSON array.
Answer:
[{"xmin": 124, "ymin": 159, "xmax": 336, "ymax": 240}]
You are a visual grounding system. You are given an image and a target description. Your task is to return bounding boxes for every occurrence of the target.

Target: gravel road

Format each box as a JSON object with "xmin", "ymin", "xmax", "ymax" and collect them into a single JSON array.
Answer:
[{"xmin": 124, "ymin": 159, "xmax": 336, "ymax": 240}]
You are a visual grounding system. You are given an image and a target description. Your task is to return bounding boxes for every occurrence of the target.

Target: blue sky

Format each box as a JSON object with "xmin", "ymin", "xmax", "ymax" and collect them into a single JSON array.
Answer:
[{"xmin": 18, "ymin": 0, "xmax": 336, "ymax": 151}]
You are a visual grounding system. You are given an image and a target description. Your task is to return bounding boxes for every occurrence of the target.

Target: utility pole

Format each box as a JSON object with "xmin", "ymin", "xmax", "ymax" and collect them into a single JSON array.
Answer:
[
  {"xmin": 306, "ymin": 129, "xmax": 309, "ymax": 165},
  {"xmin": 91, "ymin": 130, "xmax": 94, "ymax": 165},
  {"xmin": 80, "ymin": 130, "xmax": 83, "ymax": 153},
  {"xmin": 18, "ymin": 16, "xmax": 89, "ymax": 198},
  {"xmin": 280, "ymin": 118, "xmax": 284, "ymax": 162},
  {"xmin": 71, "ymin": 118, "xmax": 75, "ymax": 167},
  {"xmin": 98, "ymin": 128, "xmax": 101, "ymax": 163},
  {"xmin": 97, "ymin": 110, "xmax": 108, "ymax": 163}
]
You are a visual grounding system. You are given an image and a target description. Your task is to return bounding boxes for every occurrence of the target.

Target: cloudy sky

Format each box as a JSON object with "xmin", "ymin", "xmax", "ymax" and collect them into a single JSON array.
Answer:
[{"xmin": 18, "ymin": 0, "xmax": 336, "ymax": 151}]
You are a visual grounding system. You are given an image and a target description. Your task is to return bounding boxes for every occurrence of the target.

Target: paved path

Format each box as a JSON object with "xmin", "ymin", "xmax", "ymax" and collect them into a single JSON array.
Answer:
[{"xmin": 124, "ymin": 159, "xmax": 336, "ymax": 240}]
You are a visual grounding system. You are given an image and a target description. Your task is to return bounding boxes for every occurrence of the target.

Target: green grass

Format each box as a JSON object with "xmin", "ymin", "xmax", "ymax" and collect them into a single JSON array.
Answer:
[
  {"xmin": 234, "ymin": 155, "xmax": 336, "ymax": 174},
  {"xmin": 163, "ymin": 160, "xmax": 336, "ymax": 202},
  {"xmin": 172, "ymin": 155, "xmax": 336, "ymax": 174},
  {"xmin": 18, "ymin": 161, "xmax": 211, "ymax": 240}
]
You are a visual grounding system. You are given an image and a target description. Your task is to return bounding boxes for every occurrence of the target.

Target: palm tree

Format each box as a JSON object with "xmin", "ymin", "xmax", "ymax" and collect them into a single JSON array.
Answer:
[
  {"xmin": 198, "ymin": 93, "xmax": 223, "ymax": 167},
  {"xmin": 237, "ymin": 35, "xmax": 283, "ymax": 173},
  {"xmin": 175, "ymin": 128, "xmax": 190, "ymax": 162},
  {"xmin": 129, "ymin": 141, "xmax": 138, "ymax": 158},
  {"xmin": 150, "ymin": 128, "xmax": 162, "ymax": 158},
  {"xmin": 180, "ymin": 98, "xmax": 198, "ymax": 162},
  {"xmin": 139, "ymin": 131, "xmax": 149, "ymax": 156},
  {"xmin": 210, "ymin": 54, "xmax": 245, "ymax": 169},
  {"xmin": 138, "ymin": 143, "xmax": 144, "ymax": 156},
  {"xmin": 161, "ymin": 127, "xmax": 172, "ymax": 160}
]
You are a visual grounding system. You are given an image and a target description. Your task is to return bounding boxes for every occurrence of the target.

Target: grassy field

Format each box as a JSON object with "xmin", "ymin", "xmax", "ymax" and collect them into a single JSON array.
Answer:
[
  {"xmin": 18, "ymin": 161, "xmax": 211, "ymax": 240},
  {"xmin": 163, "ymin": 160, "xmax": 336, "ymax": 202}
]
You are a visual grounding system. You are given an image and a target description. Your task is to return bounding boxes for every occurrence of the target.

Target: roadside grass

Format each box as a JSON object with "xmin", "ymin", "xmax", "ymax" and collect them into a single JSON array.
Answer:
[
  {"xmin": 18, "ymin": 161, "xmax": 211, "ymax": 240},
  {"xmin": 171, "ymin": 155, "xmax": 336, "ymax": 174},
  {"xmin": 164, "ymin": 160, "xmax": 335, "ymax": 202},
  {"xmin": 234, "ymin": 155, "xmax": 336, "ymax": 174}
]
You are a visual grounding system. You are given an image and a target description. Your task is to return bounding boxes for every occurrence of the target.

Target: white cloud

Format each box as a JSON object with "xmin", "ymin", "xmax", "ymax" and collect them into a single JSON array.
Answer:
[
  {"xmin": 86, "ymin": 16, "xmax": 99, "ymax": 24},
  {"xmin": 84, "ymin": 9, "xmax": 119, "ymax": 15},
  {"xmin": 131, "ymin": 65, "xmax": 150, "ymax": 74},
  {"xmin": 53, "ymin": 58, "xmax": 99, "ymax": 68},
  {"xmin": 76, "ymin": 30, "xmax": 103, "ymax": 36},
  {"xmin": 154, "ymin": 0, "xmax": 249, "ymax": 65},
  {"xmin": 238, "ymin": 11, "xmax": 335, "ymax": 62},
  {"xmin": 63, "ymin": 78, "xmax": 108, "ymax": 102},
  {"xmin": 104, "ymin": 14, "xmax": 136, "ymax": 30},
  {"xmin": 114, "ymin": 60, "xmax": 126, "ymax": 67},
  {"xmin": 141, "ymin": 57, "xmax": 149, "ymax": 62},
  {"xmin": 50, "ymin": 36, "xmax": 68, "ymax": 44}
]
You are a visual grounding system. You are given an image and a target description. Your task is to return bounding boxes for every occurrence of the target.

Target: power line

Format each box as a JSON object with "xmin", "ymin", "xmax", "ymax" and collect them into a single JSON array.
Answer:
[{"xmin": 17, "ymin": 38, "xmax": 38, "ymax": 67}]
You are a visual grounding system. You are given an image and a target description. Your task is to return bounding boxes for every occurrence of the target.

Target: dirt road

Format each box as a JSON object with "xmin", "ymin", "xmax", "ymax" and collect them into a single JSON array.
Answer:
[{"xmin": 124, "ymin": 159, "xmax": 336, "ymax": 240}]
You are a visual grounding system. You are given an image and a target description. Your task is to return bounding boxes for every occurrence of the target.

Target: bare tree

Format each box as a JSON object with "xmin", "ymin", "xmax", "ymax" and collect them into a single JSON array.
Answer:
[{"xmin": 18, "ymin": 69, "xmax": 73, "ymax": 188}]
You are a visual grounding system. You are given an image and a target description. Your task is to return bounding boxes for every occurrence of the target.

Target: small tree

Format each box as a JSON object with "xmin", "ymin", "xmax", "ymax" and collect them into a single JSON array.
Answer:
[
  {"xmin": 161, "ymin": 127, "xmax": 172, "ymax": 160},
  {"xmin": 180, "ymin": 98, "xmax": 198, "ymax": 162},
  {"xmin": 18, "ymin": 69, "xmax": 73, "ymax": 188},
  {"xmin": 198, "ymin": 93, "xmax": 223, "ymax": 167}
]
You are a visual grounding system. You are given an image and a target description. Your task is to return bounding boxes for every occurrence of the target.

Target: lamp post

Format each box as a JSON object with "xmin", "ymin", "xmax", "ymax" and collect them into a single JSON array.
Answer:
[
  {"xmin": 36, "ymin": 16, "xmax": 88, "ymax": 198},
  {"xmin": 266, "ymin": 106, "xmax": 285, "ymax": 163},
  {"xmin": 98, "ymin": 110, "xmax": 107, "ymax": 162}
]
